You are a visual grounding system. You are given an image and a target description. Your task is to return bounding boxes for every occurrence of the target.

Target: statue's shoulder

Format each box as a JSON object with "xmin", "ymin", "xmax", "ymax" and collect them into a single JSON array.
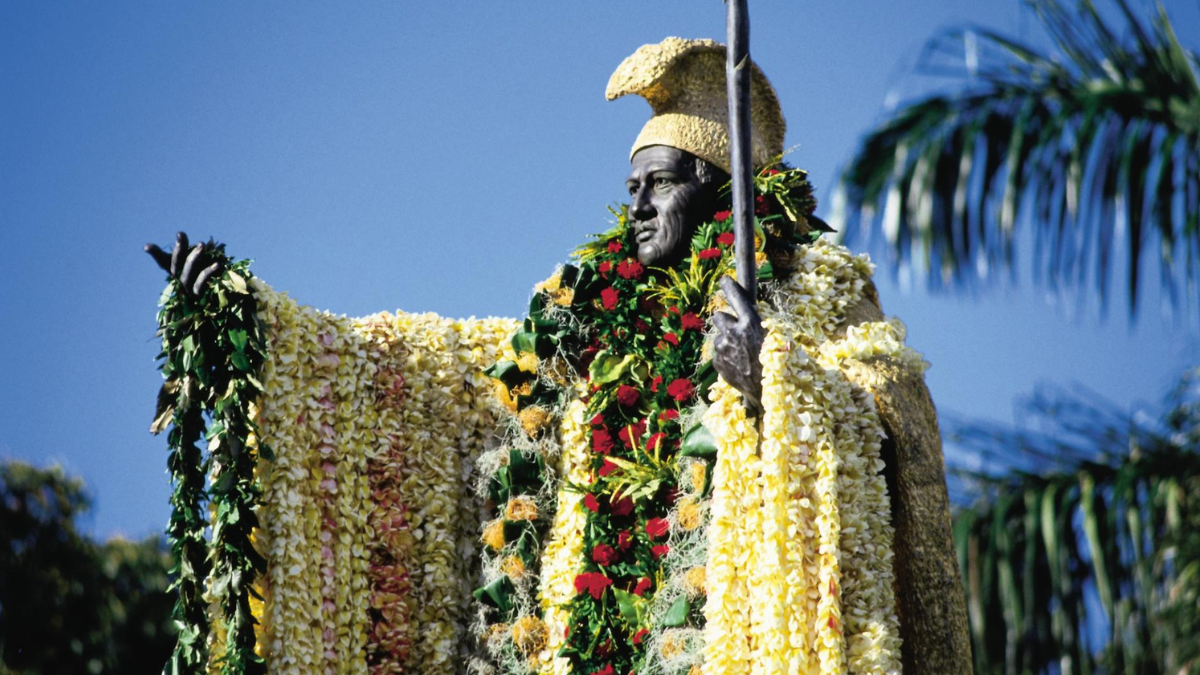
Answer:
[
  {"xmin": 765, "ymin": 239, "xmax": 881, "ymax": 337},
  {"xmin": 772, "ymin": 240, "xmax": 931, "ymax": 379}
]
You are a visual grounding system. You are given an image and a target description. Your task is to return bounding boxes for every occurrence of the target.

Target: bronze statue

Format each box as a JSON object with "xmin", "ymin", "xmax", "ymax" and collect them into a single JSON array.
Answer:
[{"xmin": 146, "ymin": 34, "xmax": 970, "ymax": 675}]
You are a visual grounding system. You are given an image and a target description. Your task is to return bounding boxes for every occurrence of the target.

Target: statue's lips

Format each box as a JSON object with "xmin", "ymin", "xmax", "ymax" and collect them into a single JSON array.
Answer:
[{"xmin": 635, "ymin": 227, "xmax": 656, "ymax": 243}]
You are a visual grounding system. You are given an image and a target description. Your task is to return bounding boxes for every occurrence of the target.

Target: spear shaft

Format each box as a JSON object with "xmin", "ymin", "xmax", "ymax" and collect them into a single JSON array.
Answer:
[{"xmin": 726, "ymin": 0, "xmax": 755, "ymax": 304}]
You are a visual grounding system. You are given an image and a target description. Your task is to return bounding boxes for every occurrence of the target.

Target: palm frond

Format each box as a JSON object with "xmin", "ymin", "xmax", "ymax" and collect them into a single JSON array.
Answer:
[
  {"xmin": 946, "ymin": 366, "xmax": 1200, "ymax": 674},
  {"xmin": 836, "ymin": 0, "xmax": 1200, "ymax": 320}
]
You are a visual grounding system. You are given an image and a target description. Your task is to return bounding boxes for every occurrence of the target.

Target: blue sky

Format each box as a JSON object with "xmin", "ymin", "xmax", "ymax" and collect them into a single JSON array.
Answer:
[{"xmin": 1, "ymin": 1, "xmax": 1197, "ymax": 539}]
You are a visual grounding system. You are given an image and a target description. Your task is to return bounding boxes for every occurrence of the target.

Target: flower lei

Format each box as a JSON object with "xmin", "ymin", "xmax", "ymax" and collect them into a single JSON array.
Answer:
[
  {"xmin": 153, "ymin": 245, "xmax": 270, "ymax": 675},
  {"xmin": 472, "ymin": 166, "xmax": 822, "ymax": 675}
]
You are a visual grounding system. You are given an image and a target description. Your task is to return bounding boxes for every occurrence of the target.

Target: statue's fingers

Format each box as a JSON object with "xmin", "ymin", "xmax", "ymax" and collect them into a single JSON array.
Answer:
[
  {"xmin": 179, "ymin": 243, "xmax": 206, "ymax": 291},
  {"xmin": 718, "ymin": 275, "xmax": 756, "ymax": 322},
  {"xmin": 170, "ymin": 231, "xmax": 190, "ymax": 277},
  {"xmin": 710, "ymin": 310, "xmax": 737, "ymax": 336},
  {"xmin": 145, "ymin": 244, "xmax": 172, "ymax": 272},
  {"xmin": 192, "ymin": 261, "xmax": 222, "ymax": 296}
]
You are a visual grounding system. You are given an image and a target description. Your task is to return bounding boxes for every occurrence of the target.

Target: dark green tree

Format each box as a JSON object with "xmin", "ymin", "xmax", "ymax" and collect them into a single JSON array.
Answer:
[{"xmin": 0, "ymin": 460, "xmax": 175, "ymax": 675}]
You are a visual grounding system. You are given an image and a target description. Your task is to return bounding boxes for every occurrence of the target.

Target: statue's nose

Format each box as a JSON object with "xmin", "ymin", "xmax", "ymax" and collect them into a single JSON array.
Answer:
[{"xmin": 630, "ymin": 184, "xmax": 656, "ymax": 222}]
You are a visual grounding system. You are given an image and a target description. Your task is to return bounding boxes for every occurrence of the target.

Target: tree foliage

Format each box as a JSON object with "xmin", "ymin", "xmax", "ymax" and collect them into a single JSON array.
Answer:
[
  {"xmin": 946, "ymin": 368, "xmax": 1200, "ymax": 674},
  {"xmin": 0, "ymin": 460, "xmax": 175, "ymax": 675},
  {"xmin": 836, "ymin": 0, "xmax": 1200, "ymax": 319}
]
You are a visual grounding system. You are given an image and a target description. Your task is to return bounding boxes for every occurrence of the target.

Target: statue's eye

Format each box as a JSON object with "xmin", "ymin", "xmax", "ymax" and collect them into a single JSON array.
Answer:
[{"xmin": 654, "ymin": 176, "xmax": 673, "ymax": 188}]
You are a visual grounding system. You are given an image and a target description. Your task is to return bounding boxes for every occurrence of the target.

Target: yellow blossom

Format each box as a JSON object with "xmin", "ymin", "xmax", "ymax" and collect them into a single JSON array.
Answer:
[
  {"xmin": 505, "ymin": 495, "xmax": 539, "ymax": 521},
  {"xmin": 534, "ymin": 273, "xmax": 562, "ymax": 294},
  {"xmin": 677, "ymin": 498, "xmax": 703, "ymax": 532},
  {"xmin": 511, "ymin": 616, "xmax": 549, "ymax": 656},
  {"xmin": 516, "ymin": 351, "xmax": 540, "ymax": 374},
  {"xmin": 683, "ymin": 566, "xmax": 707, "ymax": 597},
  {"xmin": 518, "ymin": 406, "xmax": 553, "ymax": 438},
  {"xmin": 502, "ymin": 554, "xmax": 528, "ymax": 580},
  {"xmin": 482, "ymin": 519, "xmax": 506, "ymax": 551},
  {"xmin": 689, "ymin": 463, "xmax": 706, "ymax": 494},
  {"xmin": 549, "ymin": 287, "xmax": 575, "ymax": 307}
]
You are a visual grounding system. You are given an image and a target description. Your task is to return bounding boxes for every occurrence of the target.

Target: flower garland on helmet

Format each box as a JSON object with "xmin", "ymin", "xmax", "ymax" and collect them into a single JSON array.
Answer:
[{"xmin": 472, "ymin": 165, "xmax": 824, "ymax": 675}]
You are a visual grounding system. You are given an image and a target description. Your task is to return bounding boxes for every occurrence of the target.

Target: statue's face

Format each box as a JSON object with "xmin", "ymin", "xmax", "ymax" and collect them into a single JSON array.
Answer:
[{"xmin": 626, "ymin": 145, "xmax": 718, "ymax": 267}]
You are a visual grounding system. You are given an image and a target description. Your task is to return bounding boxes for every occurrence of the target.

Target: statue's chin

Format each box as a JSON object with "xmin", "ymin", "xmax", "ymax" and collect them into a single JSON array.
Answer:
[{"xmin": 636, "ymin": 242, "xmax": 664, "ymax": 266}]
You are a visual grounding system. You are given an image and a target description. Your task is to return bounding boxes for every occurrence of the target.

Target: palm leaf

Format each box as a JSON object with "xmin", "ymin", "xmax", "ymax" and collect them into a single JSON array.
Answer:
[
  {"xmin": 947, "ymin": 366, "xmax": 1200, "ymax": 673},
  {"xmin": 835, "ymin": 0, "xmax": 1200, "ymax": 319}
]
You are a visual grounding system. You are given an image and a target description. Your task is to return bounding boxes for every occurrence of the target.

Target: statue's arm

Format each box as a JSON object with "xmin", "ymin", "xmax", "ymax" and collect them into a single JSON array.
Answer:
[{"xmin": 837, "ymin": 282, "xmax": 973, "ymax": 675}]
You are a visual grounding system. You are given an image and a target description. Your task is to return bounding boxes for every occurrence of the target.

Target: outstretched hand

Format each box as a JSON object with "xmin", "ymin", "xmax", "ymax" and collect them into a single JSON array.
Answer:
[
  {"xmin": 711, "ymin": 275, "xmax": 765, "ymax": 415},
  {"xmin": 145, "ymin": 231, "xmax": 222, "ymax": 296}
]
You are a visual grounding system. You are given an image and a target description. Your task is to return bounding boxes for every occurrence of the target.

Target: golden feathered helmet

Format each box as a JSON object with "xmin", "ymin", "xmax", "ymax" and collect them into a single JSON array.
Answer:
[{"xmin": 606, "ymin": 37, "xmax": 786, "ymax": 172}]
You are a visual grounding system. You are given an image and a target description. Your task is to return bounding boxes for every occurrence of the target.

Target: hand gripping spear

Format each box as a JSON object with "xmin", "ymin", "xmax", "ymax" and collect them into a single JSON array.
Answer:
[{"xmin": 719, "ymin": 0, "xmax": 767, "ymax": 416}]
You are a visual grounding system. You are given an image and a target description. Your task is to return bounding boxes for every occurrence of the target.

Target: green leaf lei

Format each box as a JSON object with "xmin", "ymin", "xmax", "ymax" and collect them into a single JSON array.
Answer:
[
  {"xmin": 153, "ymin": 244, "xmax": 270, "ymax": 675},
  {"xmin": 476, "ymin": 165, "xmax": 822, "ymax": 675}
]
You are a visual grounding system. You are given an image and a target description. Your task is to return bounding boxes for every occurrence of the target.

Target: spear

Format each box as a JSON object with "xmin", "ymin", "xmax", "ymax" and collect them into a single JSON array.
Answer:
[{"xmin": 725, "ymin": 0, "xmax": 755, "ymax": 304}]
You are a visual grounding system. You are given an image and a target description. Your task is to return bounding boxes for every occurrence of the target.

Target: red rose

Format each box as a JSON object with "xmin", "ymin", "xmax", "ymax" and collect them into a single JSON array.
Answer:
[
  {"xmin": 680, "ymin": 312, "xmax": 704, "ymax": 331},
  {"xmin": 607, "ymin": 241, "xmax": 623, "ymax": 254},
  {"xmin": 645, "ymin": 517, "xmax": 670, "ymax": 539},
  {"xmin": 650, "ymin": 375, "xmax": 662, "ymax": 393},
  {"xmin": 616, "ymin": 259, "xmax": 644, "ymax": 280},
  {"xmin": 651, "ymin": 544, "xmax": 670, "ymax": 559},
  {"xmin": 592, "ymin": 428, "xmax": 614, "ymax": 455},
  {"xmin": 601, "ymin": 287, "xmax": 620, "ymax": 310},
  {"xmin": 574, "ymin": 572, "xmax": 613, "ymax": 599},
  {"xmin": 755, "ymin": 195, "xmax": 769, "ymax": 216},
  {"xmin": 590, "ymin": 414, "xmax": 605, "ymax": 427},
  {"xmin": 632, "ymin": 577, "xmax": 653, "ymax": 596},
  {"xmin": 598, "ymin": 261, "xmax": 612, "ymax": 278},
  {"xmin": 663, "ymin": 332, "xmax": 679, "ymax": 346},
  {"xmin": 590, "ymin": 664, "xmax": 614, "ymax": 675},
  {"xmin": 668, "ymin": 306, "xmax": 680, "ymax": 315},
  {"xmin": 599, "ymin": 459, "xmax": 620, "ymax": 477},
  {"xmin": 616, "ymin": 385, "xmax": 640, "ymax": 407},
  {"xmin": 611, "ymin": 497, "xmax": 634, "ymax": 517},
  {"xmin": 617, "ymin": 530, "xmax": 633, "ymax": 551},
  {"xmin": 658, "ymin": 409, "xmax": 679, "ymax": 421},
  {"xmin": 698, "ymin": 247, "xmax": 721, "ymax": 259},
  {"xmin": 713, "ymin": 209, "xmax": 732, "ymax": 223},
  {"xmin": 635, "ymin": 319, "xmax": 650, "ymax": 333},
  {"xmin": 666, "ymin": 378, "xmax": 696, "ymax": 402},
  {"xmin": 584, "ymin": 493, "xmax": 601, "ymax": 513},
  {"xmin": 591, "ymin": 543, "xmax": 618, "ymax": 566},
  {"xmin": 632, "ymin": 628, "xmax": 649, "ymax": 645},
  {"xmin": 717, "ymin": 232, "xmax": 736, "ymax": 246},
  {"xmin": 617, "ymin": 420, "xmax": 647, "ymax": 448},
  {"xmin": 765, "ymin": 168, "xmax": 780, "ymax": 176}
]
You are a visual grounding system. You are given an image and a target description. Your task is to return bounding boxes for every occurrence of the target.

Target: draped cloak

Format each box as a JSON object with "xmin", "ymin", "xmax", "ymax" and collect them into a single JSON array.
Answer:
[{"xmin": 233, "ymin": 240, "xmax": 960, "ymax": 675}]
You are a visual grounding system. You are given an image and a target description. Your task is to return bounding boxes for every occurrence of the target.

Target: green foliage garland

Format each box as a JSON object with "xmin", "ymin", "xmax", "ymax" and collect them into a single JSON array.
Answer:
[
  {"xmin": 153, "ymin": 244, "xmax": 270, "ymax": 675},
  {"xmin": 475, "ymin": 165, "xmax": 822, "ymax": 675}
]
